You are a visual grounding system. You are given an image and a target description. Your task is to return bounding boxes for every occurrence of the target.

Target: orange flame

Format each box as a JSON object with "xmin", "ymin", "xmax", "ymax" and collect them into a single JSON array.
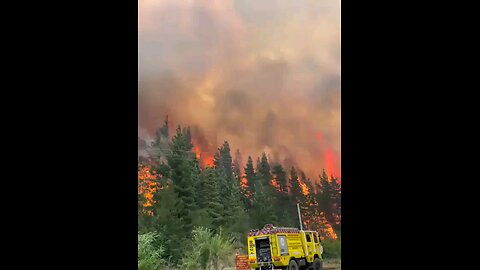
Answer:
[
  {"xmin": 315, "ymin": 131, "xmax": 340, "ymax": 179},
  {"xmin": 192, "ymin": 144, "xmax": 214, "ymax": 168},
  {"xmin": 298, "ymin": 179, "xmax": 309, "ymax": 196},
  {"xmin": 203, "ymin": 155, "xmax": 214, "ymax": 167},
  {"xmin": 138, "ymin": 165, "xmax": 157, "ymax": 209},
  {"xmin": 303, "ymin": 211, "xmax": 338, "ymax": 240},
  {"xmin": 323, "ymin": 223, "xmax": 338, "ymax": 240},
  {"xmin": 324, "ymin": 148, "xmax": 340, "ymax": 180},
  {"xmin": 271, "ymin": 178, "xmax": 281, "ymax": 192},
  {"xmin": 193, "ymin": 146, "xmax": 202, "ymax": 159},
  {"xmin": 240, "ymin": 176, "xmax": 248, "ymax": 190}
]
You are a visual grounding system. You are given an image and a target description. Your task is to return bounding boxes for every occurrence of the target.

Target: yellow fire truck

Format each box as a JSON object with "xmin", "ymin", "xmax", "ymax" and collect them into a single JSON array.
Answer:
[{"xmin": 247, "ymin": 223, "xmax": 324, "ymax": 270}]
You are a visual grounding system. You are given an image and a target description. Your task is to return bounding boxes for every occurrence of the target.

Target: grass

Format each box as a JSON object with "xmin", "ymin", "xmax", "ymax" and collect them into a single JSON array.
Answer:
[{"xmin": 323, "ymin": 258, "xmax": 341, "ymax": 269}]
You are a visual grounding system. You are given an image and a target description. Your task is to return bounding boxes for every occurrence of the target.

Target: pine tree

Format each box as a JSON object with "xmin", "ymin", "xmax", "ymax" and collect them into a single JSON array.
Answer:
[
  {"xmin": 151, "ymin": 184, "xmax": 185, "ymax": 263},
  {"xmin": 212, "ymin": 141, "xmax": 248, "ymax": 233},
  {"xmin": 224, "ymin": 171, "xmax": 250, "ymax": 234},
  {"xmin": 251, "ymin": 182, "xmax": 278, "ymax": 228},
  {"xmin": 289, "ymin": 166, "xmax": 307, "ymax": 227},
  {"xmin": 316, "ymin": 169, "xmax": 335, "ymax": 225},
  {"xmin": 272, "ymin": 163, "xmax": 295, "ymax": 226},
  {"xmin": 272, "ymin": 164, "xmax": 288, "ymax": 193},
  {"xmin": 149, "ymin": 115, "xmax": 170, "ymax": 163},
  {"xmin": 157, "ymin": 114, "xmax": 169, "ymax": 139},
  {"xmin": 289, "ymin": 167, "xmax": 304, "ymax": 203},
  {"xmin": 182, "ymin": 126, "xmax": 194, "ymax": 150},
  {"xmin": 167, "ymin": 126, "xmax": 197, "ymax": 235},
  {"xmin": 330, "ymin": 174, "xmax": 341, "ymax": 227},
  {"xmin": 244, "ymin": 156, "xmax": 256, "ymax": 199},
  {"xmin": 198, "ymin": 167, "xmax": 224, "ymax": 228},
  {"xmin": 300, "ymin": 172, "xmax": 319, "ymax": 230},
  {"xmin": 215, "ymin": 141, "xmax": 233, "ymax": 180},
  {"xmin": 257, "ymin": 153, "xmax": 272, "ymax": 186},
  {"xmin": 233, "ymin": 149, "xmax": 242, "ymax": 183}
]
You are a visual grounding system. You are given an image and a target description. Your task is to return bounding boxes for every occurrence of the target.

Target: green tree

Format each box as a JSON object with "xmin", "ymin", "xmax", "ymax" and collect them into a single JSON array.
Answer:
[
  {"xmin": 289, "ymin": 167, "xmax": 305, "ymax": 204},
  {"xmin": 151, "ymin": 184, "xmax": 184, "ymax": 263},
  {"xmin": 138, "ymin": 232, "xmax": 166, "ymax": 270},
  {"xmin": 213, "ymin": 142, "xmax": 248, "ymax": 233},
  {"xmin": 167, "ymin": 126, "xmax": 197, "ymax": 235},
  {"xmin": 233, "ymin": 149, "xmax": 249, "ymax": 208},
  {"xmin": 272, "ymin": 164, "xmax": 295, "ymax": 226},
  {"xmin": 257, "ymin": 153, "xmax": 272, "ymax": 186},
  {"xmin": 244, "ymin": 156, "xmax": 256, "ymax": 199},
  {"xmin": 233, "ymin": 149, "xmax": 242, "ymax": 184},
  {"xmin": 251, "ymin": 182, "xmax": 278, "ymax": 228},
  {"xmin": 316, "ymin": 169, "xmax": 337, "ymax": 225},
  {"xmin": 198, "ymin": 167, "xmax": 224, "ymax": 228},
  {"xmin": 214, "ymin": 141, "xmax": 233, "ymax": 180},
  {"xmin": 289, "ymin": 166, "xmax": 307, "ymax": 227},
  {"xmin": 272, "ymin": 164, "xmax": 288, "ymax": 193},
  {"xmin": 330, "ymin": 174, "xmax": 341, "ymax": 227}
]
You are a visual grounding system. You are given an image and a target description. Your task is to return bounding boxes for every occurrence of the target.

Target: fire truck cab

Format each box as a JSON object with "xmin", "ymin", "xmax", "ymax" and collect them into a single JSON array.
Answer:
[{"xmin": 247, "ymin": 224, "xmax": 323, "ymax": 270}]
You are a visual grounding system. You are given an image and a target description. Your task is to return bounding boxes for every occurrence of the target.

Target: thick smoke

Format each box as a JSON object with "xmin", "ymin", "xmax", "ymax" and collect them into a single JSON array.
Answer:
[{"xmin": 139, "ymin": 0, "xmax": 340, "ymax": 180}]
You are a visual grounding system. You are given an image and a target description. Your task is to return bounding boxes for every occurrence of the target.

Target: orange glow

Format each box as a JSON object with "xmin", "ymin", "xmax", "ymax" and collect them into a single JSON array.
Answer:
[
  {"xmin": 324, "ymin": 148, "xmax": 340, "ymax": 180},
  {"xmin": 240, "ymin": 176, "xmax": 248, "ymax": 190},
  {"xmin": 203, "ymin": 155, "xmax": 214, "ymax": 167},
  {"xmin": 192, "ymin": 144, "xmax": 214, "ymax": 168},
  {"xmin": 298, "ymin": 179, "xmax": 309, "ymax": 196},
  {"xmin": 303, "ymin": 211, "xmax": 338, "ymax": 240},
  {"xmin": 315, "ymin": 131, "xmax": 341, "ymax": 180},
  {"xmin": 138, "ymin": 165, "xmax": 157, "ymax": 209},
  {"xmin": 193, "ymin": 146, "xmax": 201, "ymax": 159},
  {"xmin": 271, "ymin": 178, "xmax": 281, "ymax": 192},
  {"xmin": 323, "ymin": 223, "xmax": 338, "ymax": 240}
]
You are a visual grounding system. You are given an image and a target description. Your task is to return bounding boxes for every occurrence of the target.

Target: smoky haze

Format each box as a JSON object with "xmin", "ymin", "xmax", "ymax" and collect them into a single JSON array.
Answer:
[{"xmin": 138, "ymin": 0, "xmax": 340, "ymax": 181}]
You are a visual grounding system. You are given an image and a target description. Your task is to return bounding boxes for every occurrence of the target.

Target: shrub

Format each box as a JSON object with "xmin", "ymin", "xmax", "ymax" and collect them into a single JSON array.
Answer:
[
  {"xmin": 138, "ymin": 232, "xmax": 166, "ymax": 270},
  {"xmin": 181, "ymin": 227, "xmax": 235, "ymax": 270},
  {"xmin": 322, "ymin": 238, "xmax": 341, "ymax": 259}
]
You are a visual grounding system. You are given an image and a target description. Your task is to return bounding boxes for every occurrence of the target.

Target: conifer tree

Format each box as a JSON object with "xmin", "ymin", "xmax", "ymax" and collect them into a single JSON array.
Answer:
[
  {"xmin": 244, "ymin": 156, "xmax": 256, "ymax": 199},
  {"xmin": 251, "ymin": 182, "xmax": 278, "ymax": 228},
  {"xmin": 167, "ymin": 126, "xmax": 197, "ymax": 235}
]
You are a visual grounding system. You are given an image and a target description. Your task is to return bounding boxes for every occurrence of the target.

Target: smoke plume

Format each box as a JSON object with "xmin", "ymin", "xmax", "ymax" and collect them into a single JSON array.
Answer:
[{"xmin": 139, "ymin": 0, "xmax": 340, "ymax": 180}]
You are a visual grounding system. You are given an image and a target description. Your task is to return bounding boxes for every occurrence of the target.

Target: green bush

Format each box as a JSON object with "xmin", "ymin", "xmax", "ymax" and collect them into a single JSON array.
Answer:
[
  {"xmin": 322, "ymin": 238, "xmax": 341, "ymax": 259},
  {"xmin": 181, "ymin": 227, "xmax": 235, "ymax": 270},
  {"xmin": 138, "ymin": 232, "xmax": 166, "ymax": 270}
]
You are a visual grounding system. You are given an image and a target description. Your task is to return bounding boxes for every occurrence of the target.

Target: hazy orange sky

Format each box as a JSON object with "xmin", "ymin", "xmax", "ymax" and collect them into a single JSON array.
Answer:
[{"xmin": 138, "ymin": 0, "xmax": 340, "ymax": 181}]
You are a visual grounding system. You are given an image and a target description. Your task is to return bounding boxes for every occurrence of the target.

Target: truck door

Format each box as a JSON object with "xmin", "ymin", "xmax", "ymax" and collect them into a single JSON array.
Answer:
[
  {"xmin": 313, "ymin": 232, "xmax": 321, "ymax": 255},
  {"xmin": 305, "ymin": 232, "xmax": 315, "ymax": 261}
]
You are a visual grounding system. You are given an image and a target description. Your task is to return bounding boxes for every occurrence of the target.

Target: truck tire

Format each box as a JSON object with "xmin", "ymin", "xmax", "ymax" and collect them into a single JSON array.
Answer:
[
  {"xmin": 311, "ymin": 258, "xmax": 322, "ymax": 270},
  {"xmin": 288, "ymin": 259, "xmax": 299, "ymax": 270}
]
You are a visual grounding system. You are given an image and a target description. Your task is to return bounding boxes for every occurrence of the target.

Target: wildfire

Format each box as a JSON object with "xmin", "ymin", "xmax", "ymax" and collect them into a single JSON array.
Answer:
[
  {"xmin": 203, "ymin": 156, "xmax": 214, "ymax": 167},
  {"xmin": 240, "ymin": 176, "xmax": 248, "ymax": 190},
  {"xmin": 192, "ymin": 146, "xmax": 214, "ymax": 168},
  {"xmin": 298, "ymin": 179, "xmax": 309, "ymax": 196},
  {"xmin": 323, "ymin": 223, "xmax": 338, "ymax": 240},
  {"xmin": 303, "ymin": 211, "xmax": 338, "ymax": 240},
  {"xmin": 271, "ymin": 178, "xmax": 281, "ymax": 192},
  {"xmin": 193, "ymin": 146, "xmax": 201, "ymax": 159},
  {"xmin": 324, "ymin": 148, "xmax": 340, "ymax": 181},
  {"xmin": 315, "ymin": 131, "xmax": 340, "ymax": 180},
  {"xmin": 138, "ymin": 165, "xmax": 157, "ymax": 208}
]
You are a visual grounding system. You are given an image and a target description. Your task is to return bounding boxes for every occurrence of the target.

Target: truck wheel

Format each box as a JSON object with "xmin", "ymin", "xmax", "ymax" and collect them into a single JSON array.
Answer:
[
  {"xmin": 288, "ymin": 259, "xmax": 299, "ymax": 270},
  {"xmin": 312, "ymin": 258, "xmax": 322, "ymax": 270}
]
